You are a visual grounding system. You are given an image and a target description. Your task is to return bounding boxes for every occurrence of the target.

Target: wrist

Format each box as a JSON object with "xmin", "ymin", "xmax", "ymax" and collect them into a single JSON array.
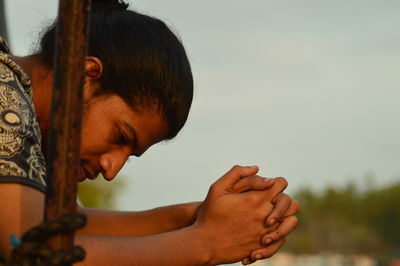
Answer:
[
  {"xmin": 183, "ymin": 201, "xmax": 202, "ymax": 225},
  {"xmin": 164, "ymin": 201, "xmax": 202, "ymax": 230},
  {"xmin": 184, "ymin": 224, "xmax": 214, "ymax": 265}
]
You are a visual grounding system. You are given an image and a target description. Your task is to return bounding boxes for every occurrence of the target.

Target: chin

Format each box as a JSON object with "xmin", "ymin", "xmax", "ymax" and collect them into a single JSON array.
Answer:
[{"xmin": 78, "ymin": 167, "xmax": 87, "ymax": 182}]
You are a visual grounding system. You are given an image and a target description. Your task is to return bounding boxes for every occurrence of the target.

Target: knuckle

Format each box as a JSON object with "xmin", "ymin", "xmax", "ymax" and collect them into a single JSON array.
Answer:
[
  {"xmin": 244, "ymin": 177, "xmax": 253, "ymax": 187},
  {"xmin": 242, "ymin": 258, "xmax": 251, "ymax": 265},
  {"xmin": 265, "ymin": 230, "xmax": 281, "ymax": 242},
  {"xmin": 231, "ymin": 165, "xmax": 241, "ymax": 171},
  {"xmin": 279, "ymin": 194, "xmax": 291, "ymax": 208},
  {"xmin": 271, "ymin": 222, "xmax": 280, "ymax": 231},
  {"xmin": 263, "ymin": 251, "xmax": 274, "ymax": 259},
  {"xmin": 272, "ymin": 192, "xmax": 282, "ymax": 204},
  {"xmin": 246, "ymin": 176, "xmax": 262, "ymax": 189},
  {"xmin": 255, "ymin": 211, "xmax": 267, "ymax": 222},
  {"xmin": 209, "ymin": 182, "xmax": 218, "ymax": 193},
  {"xmin": 249, "ymin": 192, "xmax": 265, "ymax": 205},
  {"xmin": 281, "ymin": 193, "xmax": 290, "ymax": 201},
  {"xmin": 293, "ymin": 200, "xmax": 301, "ymax": 212},
  {"xmin": 275, "ymin": 177, "xmax": 288, "ymax": 190},
  {"xmin": 247, "ymin": 193, "xmax": 260, "ymax": 205},
  {"xmin": 272, "ymin": 192, "xmax": 285, "ymax": 205},
  {"xmin": 253, "ymin": 250, "xmax": 272, "ymax": 260}
]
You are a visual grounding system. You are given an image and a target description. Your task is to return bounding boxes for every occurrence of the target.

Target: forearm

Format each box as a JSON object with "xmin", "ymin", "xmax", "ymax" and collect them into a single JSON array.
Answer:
[
  {"xmin": 77, "ymin": 202, "xmax": 201, "ymax": 236},
  {"xmin": 75, "ymin": 226, "xmax": 212, "ymax": 266}
]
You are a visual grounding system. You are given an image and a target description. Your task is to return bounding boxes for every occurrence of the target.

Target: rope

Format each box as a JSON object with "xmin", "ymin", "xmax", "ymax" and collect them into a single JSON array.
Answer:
[{"xmin": 0, "ymin": 213, "xmax": 87, "ymax": 266}]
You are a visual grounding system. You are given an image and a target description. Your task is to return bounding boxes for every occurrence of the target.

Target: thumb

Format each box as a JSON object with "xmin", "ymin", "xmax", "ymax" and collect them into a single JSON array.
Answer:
[{"xmin": 216, "ymin": 165, "xmax": 259, "ymax": 192}]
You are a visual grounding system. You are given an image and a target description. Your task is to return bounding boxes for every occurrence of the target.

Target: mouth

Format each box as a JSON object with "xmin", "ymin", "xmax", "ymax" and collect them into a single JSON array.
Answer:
[{"xmin": 79, "ymin": 165, "xmax": 97, "ymax": 182}]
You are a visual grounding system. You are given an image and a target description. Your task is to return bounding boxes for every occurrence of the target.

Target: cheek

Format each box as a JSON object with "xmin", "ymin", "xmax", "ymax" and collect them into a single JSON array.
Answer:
[
  {"xmin": 79, "ymin": 126, "xmax": 110, "ymax": 157},
  {"xmin": 80, "ymin": 103, "xmax": 114, "ymax": 157}
]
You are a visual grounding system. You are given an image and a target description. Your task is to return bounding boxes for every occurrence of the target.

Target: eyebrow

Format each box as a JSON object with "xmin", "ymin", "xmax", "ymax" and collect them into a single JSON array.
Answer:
[{"xmin": 122, "ymin": 121, "xmax": 141, "ymax": 157}]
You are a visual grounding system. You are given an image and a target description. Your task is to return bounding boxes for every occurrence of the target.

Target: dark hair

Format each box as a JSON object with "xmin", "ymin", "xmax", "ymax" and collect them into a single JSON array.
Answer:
[{"xmin": 37, "ymin": 0, "xmax": 193, "ymax": 139}]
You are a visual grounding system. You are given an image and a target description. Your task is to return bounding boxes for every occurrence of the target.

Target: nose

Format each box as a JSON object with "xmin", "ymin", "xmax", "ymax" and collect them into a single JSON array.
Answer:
[{"xmin": 99, "ymin": 149, "xmax": 130, "ymax": 181}]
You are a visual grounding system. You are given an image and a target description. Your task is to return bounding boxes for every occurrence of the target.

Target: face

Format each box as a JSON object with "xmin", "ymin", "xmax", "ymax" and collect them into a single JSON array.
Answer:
[{"xmin": 78, "ymin": 94, "xmax": 168, "ymax": 182}]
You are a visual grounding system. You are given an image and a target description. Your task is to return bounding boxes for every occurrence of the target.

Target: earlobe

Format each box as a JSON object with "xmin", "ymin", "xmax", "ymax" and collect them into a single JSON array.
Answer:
[{"xmin": 85, "ymin": 56, "xmax": 103, "ymax": 79}]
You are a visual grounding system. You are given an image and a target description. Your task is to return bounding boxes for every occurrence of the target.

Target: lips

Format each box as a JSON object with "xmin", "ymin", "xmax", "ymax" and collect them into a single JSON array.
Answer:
[
  {"xmin": 79, "ymin": 165, "xmax": 97, "ymax": 181},
  {"xmin": 78, "ymin": 167, "xmax": 87, "ymax": 182}
]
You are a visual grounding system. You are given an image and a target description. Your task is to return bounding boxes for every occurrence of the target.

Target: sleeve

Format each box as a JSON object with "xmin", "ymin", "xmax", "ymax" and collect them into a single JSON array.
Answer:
[{"xmin": 0, "ymin": 62, "xmax": 47, "ymax": 193}]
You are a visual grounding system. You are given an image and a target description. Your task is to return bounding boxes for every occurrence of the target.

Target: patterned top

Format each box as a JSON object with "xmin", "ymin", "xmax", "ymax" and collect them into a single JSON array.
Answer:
[{"xmin": 0, "ymin": 36, "xmax": 47, "ymax": 192}]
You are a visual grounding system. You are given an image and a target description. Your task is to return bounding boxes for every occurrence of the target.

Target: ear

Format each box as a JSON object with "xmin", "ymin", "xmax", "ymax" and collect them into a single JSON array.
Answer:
[
  {"xmin": 84, "ymin": 56, "xmax": 103, "ymax": 100},
  {"xmin": 85, "ymin": 56, "xmax": 103, "ymax": 79}
]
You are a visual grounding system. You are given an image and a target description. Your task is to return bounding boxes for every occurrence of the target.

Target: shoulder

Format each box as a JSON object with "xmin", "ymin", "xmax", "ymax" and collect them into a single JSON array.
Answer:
[
  {"xmin": 0, "ymin": 42, "xmax": 47, "ymax": 192},
  {"xmin": 0, "ymin": 54, "xmax": 35, "ymax": 141}
]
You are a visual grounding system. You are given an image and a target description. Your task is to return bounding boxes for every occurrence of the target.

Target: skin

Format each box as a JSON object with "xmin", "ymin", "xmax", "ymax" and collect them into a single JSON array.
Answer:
[
  {"xmin": 0, "ymin": 55, "xmax": 300, "ymax": 265},
  {"xmin": 79, "ymin": 94, "xmax": 168, "ymax": 181}
]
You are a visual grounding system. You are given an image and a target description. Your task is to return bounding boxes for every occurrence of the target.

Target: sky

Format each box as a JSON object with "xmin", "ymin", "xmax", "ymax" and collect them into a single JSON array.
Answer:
[{"xmin": 4, "ymin": 0, "xmax": 400, "ymax": 211}]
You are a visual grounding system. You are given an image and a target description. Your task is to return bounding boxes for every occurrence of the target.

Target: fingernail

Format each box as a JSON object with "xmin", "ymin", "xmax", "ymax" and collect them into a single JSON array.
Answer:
[
  {"xmin": 254, "ymin": 254, "xmax": 262, "ymax": 260},
  {"xmin": 263, "ymin": 178, "xmax": 274, "ymax": 184},
  {"xmin": 264, "ymin": 238, "xmax": 272, "ymax": 245},
  {"xmin": 268, "ymin": 218, "xmax": 276, "ymax": 225}
]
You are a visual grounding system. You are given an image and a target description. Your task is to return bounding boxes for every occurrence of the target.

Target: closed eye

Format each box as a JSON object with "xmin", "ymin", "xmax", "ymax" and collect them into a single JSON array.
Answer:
[{"xmin": 116, "ymin": 129, "xmax": 130, "ymax": 146}]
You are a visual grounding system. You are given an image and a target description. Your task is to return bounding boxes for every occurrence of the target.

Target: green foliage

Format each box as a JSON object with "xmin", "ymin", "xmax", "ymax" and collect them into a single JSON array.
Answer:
[
  {"xmin": 77, "ymin": 176, "xmax": 126, "ymax": 209},
  {"xmin": 284, "ymin": 179, "xmax": 400, "ymax": 259},
  {"xmin": 362, "ymin": 184, "xmax": 400, "ymax": 250}
]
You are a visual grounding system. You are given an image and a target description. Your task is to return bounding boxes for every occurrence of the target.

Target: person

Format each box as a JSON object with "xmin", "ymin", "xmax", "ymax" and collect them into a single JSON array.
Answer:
[{"xmin": 0, "ymin": 1, "xmax": 299, "ymax": 265}]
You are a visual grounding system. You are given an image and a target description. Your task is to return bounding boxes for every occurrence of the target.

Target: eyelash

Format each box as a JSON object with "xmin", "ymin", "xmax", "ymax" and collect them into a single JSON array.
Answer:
[{"xmin": 116, "ymin": 130, "xmax": 130, "ymax": 146}]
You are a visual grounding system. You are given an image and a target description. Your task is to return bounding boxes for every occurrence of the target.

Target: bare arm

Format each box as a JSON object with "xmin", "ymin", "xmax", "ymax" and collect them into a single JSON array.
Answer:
[
  {"xmin": 75, "ymin": 226, "xmax": 212, "ymax": 266},
  {"xmin": 76, "ymin": 173, "xmax": 287, "ymax": 238},
  {"xmin": 0, "ymin": 185, "xmax": 207, "ymax": 265},
  {"xmin": 76, "ymin": 166, "xmax": 288, "ymax": 265},
  {"xmin": 0, "ymin": 166, "xmax": 292, "ymax": 265},
  {"xmin": 77, "ymin": 202, "xmax": 201, "ymax": 236},
  {"xmin": 76, "ymin": 173, "xmax": 274, "ymax": 237}
]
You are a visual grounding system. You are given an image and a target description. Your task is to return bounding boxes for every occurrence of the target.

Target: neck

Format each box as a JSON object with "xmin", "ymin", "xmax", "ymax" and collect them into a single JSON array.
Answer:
[{"xmin": 12, "ymin": 55, "xmax": 53, "ymax": 154}]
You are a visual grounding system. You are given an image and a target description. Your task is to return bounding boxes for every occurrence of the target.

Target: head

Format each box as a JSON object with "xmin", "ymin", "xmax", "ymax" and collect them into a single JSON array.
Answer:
[{"xmin": 35, "ymin": 0, "xmax": 193, "ymax": 181}]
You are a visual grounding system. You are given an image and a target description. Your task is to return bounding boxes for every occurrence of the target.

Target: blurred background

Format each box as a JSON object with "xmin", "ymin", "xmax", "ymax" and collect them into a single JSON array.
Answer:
[{"xmin": 2, "ymin": 0, "xmax": 399, "ymax": 265}]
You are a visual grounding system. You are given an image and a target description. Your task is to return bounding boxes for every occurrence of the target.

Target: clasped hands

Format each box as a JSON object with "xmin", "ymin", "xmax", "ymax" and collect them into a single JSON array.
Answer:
[{"xmin": 194, "ymin": 165, "xmax": 300, "ymax": 265}]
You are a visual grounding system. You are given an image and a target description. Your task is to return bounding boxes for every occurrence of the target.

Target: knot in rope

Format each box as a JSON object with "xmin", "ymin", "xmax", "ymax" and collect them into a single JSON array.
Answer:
[{"xmin": 2, "ymin": 213, "xmax": 87, "ymax": 266}]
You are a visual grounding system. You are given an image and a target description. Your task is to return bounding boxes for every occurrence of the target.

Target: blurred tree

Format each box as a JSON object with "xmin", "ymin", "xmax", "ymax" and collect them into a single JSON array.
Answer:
[
  {"xmin": 283, "ymin": 178, "xmax": 400, "ymax": 261},
  {"xmin": 78, "ymin": 175, "xmax": 127, "ymax": 209},
  {"xmin": 362, "ymin": 183, "xmax": 400, "ymax": 253}
]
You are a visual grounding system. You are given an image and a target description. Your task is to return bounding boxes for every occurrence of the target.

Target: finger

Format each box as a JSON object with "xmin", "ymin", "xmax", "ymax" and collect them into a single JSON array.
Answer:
[
  {"xmin": 272, "ymin": 177, "xmax": 288, "ymax": 193},
  {"xmin": 242, "ymin": 257, "xmax": 254, "ymax": 265},
  {"xmin": 260, "ymin": 177, "xmax": 288, "ymax": 203},
  {"xmin": 265, "ymin": 193, "xmax": 291, "ymax": 226},
  {"xmin": 264, "ymin": 221, "xmax": 280, "ymax": 234},
  {"xmin": 283, "ymin": 199, "xmax": 300, "ymax": 218},
  {"xmin": 248, "ymin": 238, "xmax": 286, "ymax": 262},
  {"xmin": 242, "ymin": 254, "xmax": 261, "ymax": 265},
  {"xmin": 232, "ymin": 175, "xmax": 275, "ymax": 193},
  {"xmin": 241, "ymin": 225, "xmax": 280, "ymax": 265},
  {"xmin": 216, "ymin": 165, "xmax": 259, "ymax": 191},
  {"xmin": 262, "ymin": 215, "xmax": 298, "ymax": 245}
]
